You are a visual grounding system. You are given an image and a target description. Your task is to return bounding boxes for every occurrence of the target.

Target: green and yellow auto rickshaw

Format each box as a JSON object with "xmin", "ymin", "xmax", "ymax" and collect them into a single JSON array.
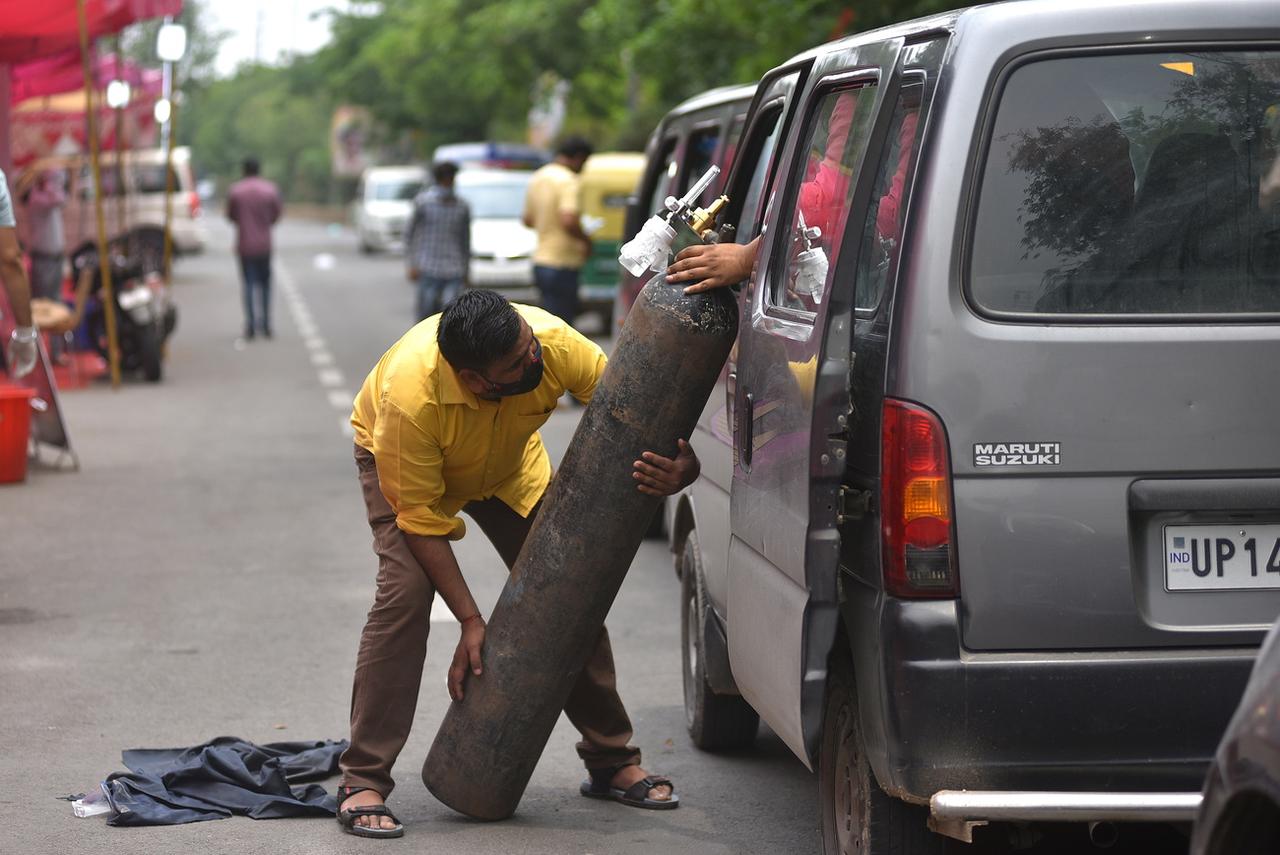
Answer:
[{"xmin": 578, "ymin": 152, "xmax": 645, "ymax": 328}]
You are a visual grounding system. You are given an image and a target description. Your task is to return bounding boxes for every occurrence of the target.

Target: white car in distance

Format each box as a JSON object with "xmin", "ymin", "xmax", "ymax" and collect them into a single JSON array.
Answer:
[{"xmin": 352, "ymin": 165, "xmax": 427, "ymax": 253}]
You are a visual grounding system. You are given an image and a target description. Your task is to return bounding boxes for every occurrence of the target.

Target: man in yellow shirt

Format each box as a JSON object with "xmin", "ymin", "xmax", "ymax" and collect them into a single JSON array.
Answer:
[
  {"xmin": 337, "ymin": 289, "xmax": 699, "ymax": 838},
  {"xmin": 523, "ymin": 136, "xmax": 594, "ymax": 324}
]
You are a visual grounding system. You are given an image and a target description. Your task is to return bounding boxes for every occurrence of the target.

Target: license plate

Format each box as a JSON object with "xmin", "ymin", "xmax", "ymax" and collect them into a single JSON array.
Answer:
[{"xmin": 1164, "ymin": 524, "xmax": 1280, "ymax": 591}]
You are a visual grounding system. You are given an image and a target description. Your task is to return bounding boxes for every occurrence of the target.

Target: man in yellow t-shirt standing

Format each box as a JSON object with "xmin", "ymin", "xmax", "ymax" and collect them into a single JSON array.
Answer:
[
  {"xmin": 523, "ymin": 136, "xmax": 594, "ymax": 324},
  {"xmin": 335, "ymin": 289, "xmax": 702, "ymax": 838}
]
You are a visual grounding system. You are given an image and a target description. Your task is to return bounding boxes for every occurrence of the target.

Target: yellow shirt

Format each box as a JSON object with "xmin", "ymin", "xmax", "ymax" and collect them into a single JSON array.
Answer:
[
  {"xmin": 524, "ymin": 161, "xmax": 587, "ymax": 269},
  {"xmin": 351, "ymin": 304, "xmax": 607, "ymax": 539}
]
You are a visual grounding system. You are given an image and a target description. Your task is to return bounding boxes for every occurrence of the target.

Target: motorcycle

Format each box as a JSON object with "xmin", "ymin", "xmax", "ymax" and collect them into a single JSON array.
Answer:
[{"xmin": 71, "ymin": 240, "xmax": 178, "ymax": 382}]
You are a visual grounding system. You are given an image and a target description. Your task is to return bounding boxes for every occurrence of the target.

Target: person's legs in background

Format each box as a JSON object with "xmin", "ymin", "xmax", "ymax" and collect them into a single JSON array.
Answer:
[
  {"xmin": 533, "ymin": 265, "xmax": 581, "ymax": 326},
  {"xmin": 440, "ymin": 277, "xmax": 464, "ymax": 311},
  {"xmin": 416, "ymin": 275, "xmax": 443, "ymax": 321},
  {"xmin": 417, "ymin": 275, "xmax": 464, "ymax": 321},
  {"xmin": 238, "ymin": 254, "xmax": 259, "ymax": 339},
  {"xmin": 256, "ymin": 256, "xmax": 273, "ymax": 338}
]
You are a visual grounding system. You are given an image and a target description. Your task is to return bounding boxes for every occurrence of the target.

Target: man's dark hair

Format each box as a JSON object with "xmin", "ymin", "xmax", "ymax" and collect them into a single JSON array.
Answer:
[
  {"xmin": 243, "ymin": 158, "xmax": 261, "ymax": 177},
  {"xmin": 557, "ymin": 135, "xmax": 593, "ymax": 160},
  {"xmin": 437, "ymin": 290, "xmax": 522, "ymax": 373},
  {"xmin": 432, "ymin": 161, "xmax": 459, "ymax": 184}
]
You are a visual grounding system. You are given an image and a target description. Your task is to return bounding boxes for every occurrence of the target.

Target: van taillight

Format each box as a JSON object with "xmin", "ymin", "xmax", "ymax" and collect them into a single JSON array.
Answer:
[
  {"xmin": 881, "ymin": 398, "xmax": 957, "ymax": 598},
  {"xmin": 187, "ymin": 191, "xmax": 201, "ymax": 218}
]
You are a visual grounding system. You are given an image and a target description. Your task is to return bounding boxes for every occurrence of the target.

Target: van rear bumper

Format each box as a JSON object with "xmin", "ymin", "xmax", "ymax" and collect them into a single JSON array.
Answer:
[{"xmin": 845, "ymin": 592, "xmax": 1255, "ymax": 803}]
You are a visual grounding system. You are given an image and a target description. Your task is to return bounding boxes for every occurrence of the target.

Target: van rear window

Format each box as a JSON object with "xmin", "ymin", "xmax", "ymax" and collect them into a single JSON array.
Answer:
[{"xmin": 970, "ymin": 51, "xmax": 1280, "ymax": 317}]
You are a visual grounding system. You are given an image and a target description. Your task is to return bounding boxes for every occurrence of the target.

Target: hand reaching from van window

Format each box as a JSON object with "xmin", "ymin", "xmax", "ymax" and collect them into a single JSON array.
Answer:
[
  {"xmin": 633, "ymin": 439, "xmax": 700, "ymax": 496},
  {"xmin": 667, "ymin": 236, "xmax": 760, "ymax": 294}
]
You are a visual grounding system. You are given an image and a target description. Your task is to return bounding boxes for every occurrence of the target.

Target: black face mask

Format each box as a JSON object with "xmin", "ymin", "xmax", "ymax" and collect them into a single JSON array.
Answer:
[{"xmin": 482, "ymin": 337, "xmax": 544, "ymax": 397}]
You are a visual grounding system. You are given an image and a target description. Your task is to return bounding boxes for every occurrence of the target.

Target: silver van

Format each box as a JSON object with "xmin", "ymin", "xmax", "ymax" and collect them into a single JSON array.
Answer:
[
  {"xmin": 18, "ymin": 146, "xmax": 207, "ymax": 268},
  {"xmin": 666, "ymin": 1, "xmax": 1280, "ymax": 851}
]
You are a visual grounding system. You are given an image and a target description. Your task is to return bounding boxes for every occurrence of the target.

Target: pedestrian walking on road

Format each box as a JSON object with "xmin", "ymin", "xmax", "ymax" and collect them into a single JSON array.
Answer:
[
  {"xmin": 406, "ymin": 160, "xmax": 470, "ymax": 320},
  {"xmin": 336, "ymin": 289, "xmax": 700, "ymax": 838},
  {"xmin": 226, "ymin": 158, "xmax": 282, "ymax": 340},
  {"xmin": 523, "ymin": 136, "xmax": 594, "ymax": 324},
  {"xmin": 0, "ymin": 168, "xmax": 37, "ymax": 379}
]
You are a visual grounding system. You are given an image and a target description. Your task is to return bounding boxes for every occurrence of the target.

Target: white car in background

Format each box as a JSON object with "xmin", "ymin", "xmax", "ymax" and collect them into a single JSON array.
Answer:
[
  {"xmin": 454, "ymin": 169, "xmax": 537, "ymax": 302},
  {"xmin": 351, "ymin": 165, "xmax": 426, "ymax": 253}
]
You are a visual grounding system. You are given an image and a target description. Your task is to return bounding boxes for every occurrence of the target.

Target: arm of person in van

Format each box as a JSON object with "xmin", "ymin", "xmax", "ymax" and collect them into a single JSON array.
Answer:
[
  {"xmin": 633, "ymin": 439, "xmax": 700, "ymax": 497},
  {"xmin": 666, "ymin": 235, "xmax": 760, "ymax": 294}
]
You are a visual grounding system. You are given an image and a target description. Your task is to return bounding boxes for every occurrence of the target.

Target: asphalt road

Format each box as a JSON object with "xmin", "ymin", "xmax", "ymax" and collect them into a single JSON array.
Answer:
[
  {"xmin": 0, "ymin": 217, "xmax": 1193, "ymax": 855},
  {"xmin": 0, "ymin": 217, "xmax": 818, "ymax": 855}
]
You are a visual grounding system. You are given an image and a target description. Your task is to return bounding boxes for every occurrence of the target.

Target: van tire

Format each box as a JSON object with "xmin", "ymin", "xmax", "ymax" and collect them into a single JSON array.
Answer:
[
  {"xmin": 819, "ymin": 651, "xmax": 943, "ymax": 855},
  {"xmin": 681, "ymin": 532, "xmax": 759, "ymax": 751}
]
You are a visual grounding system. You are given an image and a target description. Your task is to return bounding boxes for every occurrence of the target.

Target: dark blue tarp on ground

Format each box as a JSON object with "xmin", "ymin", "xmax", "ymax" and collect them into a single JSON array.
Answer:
[{"xmin": 101, "ymin": 736, "xmax": 347, "ymax": 826}]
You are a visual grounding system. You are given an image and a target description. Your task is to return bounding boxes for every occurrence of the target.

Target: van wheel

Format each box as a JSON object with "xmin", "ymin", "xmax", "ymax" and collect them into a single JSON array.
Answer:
[
  {"xmin": 681, "ymin": 532, "xmax": 759, "ymax": 750},
  {"xmin": 819, "ymin": 654, "xmax": 943, "ymax": 855}
]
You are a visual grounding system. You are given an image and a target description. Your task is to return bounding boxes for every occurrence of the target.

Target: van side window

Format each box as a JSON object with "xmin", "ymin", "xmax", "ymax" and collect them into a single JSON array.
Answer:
[
  {"xmin": 641, "ymin": 137, "xmax": 678, "ymax": 219},
  {"xmin": 681, "ymin": 126, "xmax": 721, "ymax": 204},
  {"xmin": 769, "ymin": 82, "xmax": 879, "ymax": 314},
  {"xmin": 854, "ymin": 82, "xmax": 926, "ymax": 310},
  {"xmin": 736, "ymin": 106, "xmax": 784, "ymax": 245}
]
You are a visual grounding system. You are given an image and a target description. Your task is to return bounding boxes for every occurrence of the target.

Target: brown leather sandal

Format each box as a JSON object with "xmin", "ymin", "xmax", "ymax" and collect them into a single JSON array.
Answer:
[
  {"xmin": 580, "ymin": 766, "xmax": 680, "ymax": 810},
  {"xmin": 335, "ymin": 785, "xmax": 404, "ymax": 838}
]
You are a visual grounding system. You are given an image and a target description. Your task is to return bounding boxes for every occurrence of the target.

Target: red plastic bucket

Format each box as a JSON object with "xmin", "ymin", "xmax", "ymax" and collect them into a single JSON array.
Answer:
[{"xmin": 0, "ymin": 385, "xmax": 35, "ymax": 484}]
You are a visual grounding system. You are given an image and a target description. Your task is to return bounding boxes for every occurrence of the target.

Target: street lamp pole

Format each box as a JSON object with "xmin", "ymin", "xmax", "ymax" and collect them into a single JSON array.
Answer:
[{"xmin": 156, "ymin": 19, "xmax": 186, "ymax": 284}]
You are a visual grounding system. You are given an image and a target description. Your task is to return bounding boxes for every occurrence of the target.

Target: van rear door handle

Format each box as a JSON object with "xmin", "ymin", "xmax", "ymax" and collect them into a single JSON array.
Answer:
[{"xmin": 741, "ymin": 392, "xmax": 754, "ymax": 467}]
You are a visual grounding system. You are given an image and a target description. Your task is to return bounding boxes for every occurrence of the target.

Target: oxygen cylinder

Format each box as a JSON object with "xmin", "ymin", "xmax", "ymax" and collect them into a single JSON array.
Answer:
[{"xmin": 422, "ymin": 225, "xmax": 737, "ymax": 821}]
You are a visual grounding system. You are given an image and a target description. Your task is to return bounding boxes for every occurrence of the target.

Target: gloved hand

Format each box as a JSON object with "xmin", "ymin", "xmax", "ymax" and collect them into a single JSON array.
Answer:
[{"xmin": 6, "ymin": 326, "xmax": 38, "ymax": 378}]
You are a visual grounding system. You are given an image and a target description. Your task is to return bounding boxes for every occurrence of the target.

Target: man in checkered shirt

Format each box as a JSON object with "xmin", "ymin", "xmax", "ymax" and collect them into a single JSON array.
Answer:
[{"xmin": 406, "ymin": 161, "xmax": 471, "ymax": 320}]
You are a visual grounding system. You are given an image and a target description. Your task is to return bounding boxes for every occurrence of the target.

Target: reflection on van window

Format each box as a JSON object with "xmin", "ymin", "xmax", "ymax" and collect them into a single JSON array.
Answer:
[
  {"xmin": 737, "ymin": 106, "xmax": 783, "ymax": 245},
  {"xmin": 771, "ymin": 83, "xmax": 878, "ymax": 313},
  {"xmin": 855, "ymin": 83, "xmax": 925, "ymax": 310},
  {"xmin": 972, "ymin": 52, "xmax": 1280, "ymax": 316},
  {"xmin": 643, "ymin": 138, "xmax": 678, "ymax": 219},
  {"xmin": 723, "ymin": 115, "xmax": 748, "ymax": 178},
  {"xmin": 681, "ymin": 126, "xmax": 721, "ymax": 203}
]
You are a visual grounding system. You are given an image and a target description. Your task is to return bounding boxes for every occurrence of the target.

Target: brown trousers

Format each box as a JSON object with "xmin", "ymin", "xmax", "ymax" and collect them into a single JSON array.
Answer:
[{"xmin": 340, "ymin": 445, "xmax": 641, "ymax": 797}]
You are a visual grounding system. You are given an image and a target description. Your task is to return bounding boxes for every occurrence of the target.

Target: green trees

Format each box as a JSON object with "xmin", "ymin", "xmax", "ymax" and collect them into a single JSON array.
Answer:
[{"xmin": 179, "ymin": 0, "xmax": 961, "ymax": 201}]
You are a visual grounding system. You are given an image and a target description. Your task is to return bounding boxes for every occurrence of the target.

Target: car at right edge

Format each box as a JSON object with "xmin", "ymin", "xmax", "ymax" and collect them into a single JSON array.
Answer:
[{"xmin": 658, "ymin": 1, "xmax": 1280, "ymax": 852}]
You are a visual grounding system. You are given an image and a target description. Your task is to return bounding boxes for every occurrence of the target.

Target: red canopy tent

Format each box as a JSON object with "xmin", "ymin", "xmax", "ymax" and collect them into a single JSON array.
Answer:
[
  {"xmin": 0, "ymin": 0, "xmax": 182, "ymax": 173},
  {"xmin": 0, "ymin": 1, "xmax": 182, "ymax": 63}
]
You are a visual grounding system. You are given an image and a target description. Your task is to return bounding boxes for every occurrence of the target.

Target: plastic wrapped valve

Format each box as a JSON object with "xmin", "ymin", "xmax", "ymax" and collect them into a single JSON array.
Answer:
[{"xmin": 618, "ymin": 215, "xmax": 677, "ymax": 277}]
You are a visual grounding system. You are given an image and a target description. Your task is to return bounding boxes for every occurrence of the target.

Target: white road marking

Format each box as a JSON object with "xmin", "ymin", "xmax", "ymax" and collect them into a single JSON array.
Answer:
[{"xmin": 276, "ymin": 260, "xmax": 360, "ymax": 437}]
